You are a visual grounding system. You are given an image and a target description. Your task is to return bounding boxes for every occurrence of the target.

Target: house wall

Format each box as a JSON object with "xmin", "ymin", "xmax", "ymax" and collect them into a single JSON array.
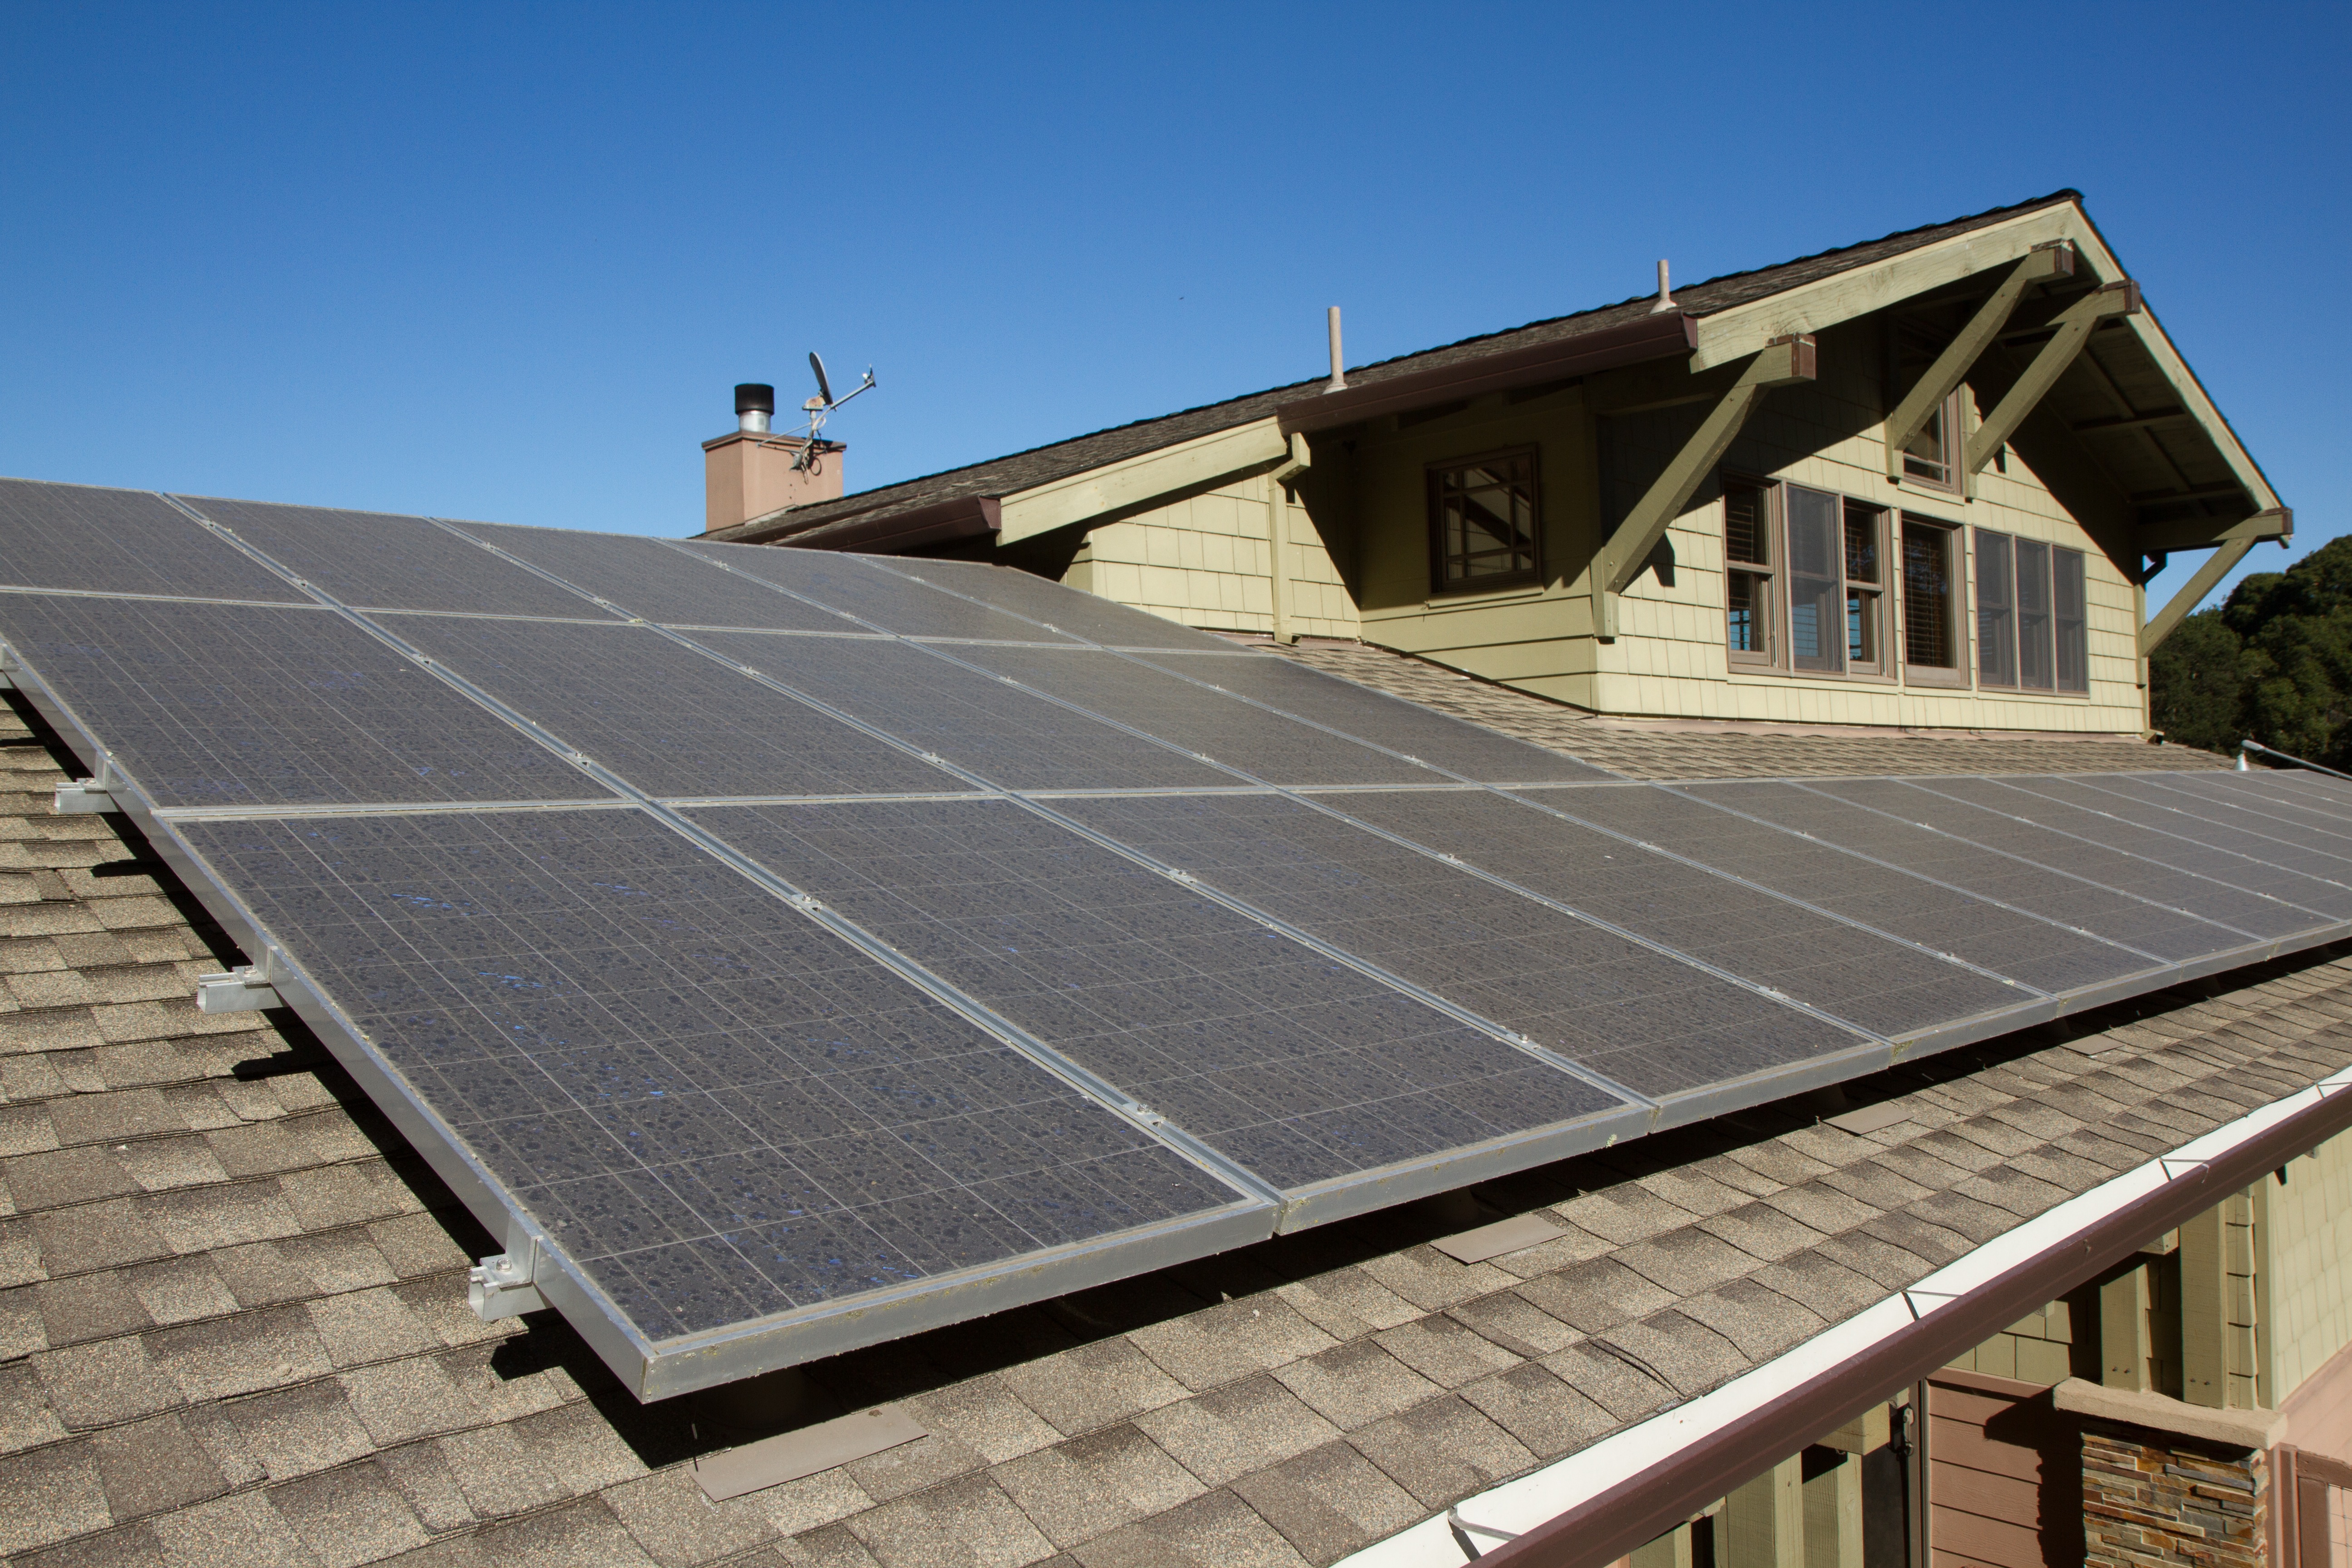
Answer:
[
  {"xmin": 1057, "ymin": 476, "xmax": 1360, "ymax": 640},
  {"xmin": 1283, "ymin": 316, "xmax": 2151, "ymax": 733},
  {"xmin": 2259, "ymin": 1127, "xmax": 2352, "ymax": 1406}
]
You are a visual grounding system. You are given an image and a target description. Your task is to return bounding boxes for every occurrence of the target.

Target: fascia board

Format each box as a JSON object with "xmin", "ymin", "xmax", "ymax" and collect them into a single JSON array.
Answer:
[
  {"xmin": 1689, "ymin": 206, "xmax": 2087, "ymax": 368},
  {"xmin": 1694, "ymin": 202, "xmax": 2282, "ymax": 516},
  {"xmin": 995, "ymin": 418, "xmax": 1290, "ymax": 544}
]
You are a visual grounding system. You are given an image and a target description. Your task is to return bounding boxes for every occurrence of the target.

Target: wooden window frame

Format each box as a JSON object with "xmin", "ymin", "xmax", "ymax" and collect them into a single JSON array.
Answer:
[
  {"xmin": 1427, "ymin": 446, "xmax": 1543, "ymax": 597},
  {"xmin": 1718, "ymin": 475, "xmax": 1895, "ymax": 684},
  {"xmin": 1843, "ymin": 500, "xmax": 1894, "ymax": 679},
  {"xmin": 1888, "ymin": 322, "xmax": 1964, "ymax": 495},
  {"xmin": 1900, "ymin": 513, "xmax": 1971, "ymax": 688},
  {"xmin": 1721, "ymin": 475, "xmax": 1777, "ymax": 667},
  {"xmin": 1974, "ymin": 526, "xmax": 2091, "ymax": 698}
]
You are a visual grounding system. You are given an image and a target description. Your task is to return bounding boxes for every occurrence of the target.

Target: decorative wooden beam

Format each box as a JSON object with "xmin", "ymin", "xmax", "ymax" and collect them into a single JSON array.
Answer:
[
  {"xmin": 1883, "ymin": 242, "xmax": 2074, "ymax": 481},
  {"xmin": 2134, "ymin": 506, "xmax": 2291, "ymax": 556},
  {"xmin": 1593, "ymin": 335, "xmax": 1815, "ymax": 638},
  {"xmin": 2138, "ymin": 536, "xmax": 2273, "ymax": 659},
  {"xmin": 1965, "ymin": 281, "xmax": 2141, "ymax": 475}
]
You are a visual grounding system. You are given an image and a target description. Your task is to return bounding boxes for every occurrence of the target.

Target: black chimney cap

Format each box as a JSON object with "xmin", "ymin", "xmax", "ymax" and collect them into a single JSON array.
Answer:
[{"xmin": 735, "ymin": 383, "xmax": 776, "ymax": 416}]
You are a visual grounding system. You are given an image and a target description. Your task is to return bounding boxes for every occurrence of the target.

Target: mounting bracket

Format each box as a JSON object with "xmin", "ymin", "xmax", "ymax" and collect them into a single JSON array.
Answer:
[
  {"xmin": 54, "ymin": 758, "xmax": 121, "ymax": 814},
  {"xmin": 468, "ymin": 1227, "xmax": 550, "ymax": 1320},
  {"xmin": 196, "ymin": 953, "xmax": 285, "ymax": 1014}
]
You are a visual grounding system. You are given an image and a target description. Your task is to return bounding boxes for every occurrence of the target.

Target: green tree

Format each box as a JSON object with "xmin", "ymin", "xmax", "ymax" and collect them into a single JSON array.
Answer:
[
  {"xmin": 2151, "ymin": 536, "xmax": 2352, "ymax": 764},
  {"xmin": 2147, "ymin": 609, "xmax": 2246, "ymax": 754}
]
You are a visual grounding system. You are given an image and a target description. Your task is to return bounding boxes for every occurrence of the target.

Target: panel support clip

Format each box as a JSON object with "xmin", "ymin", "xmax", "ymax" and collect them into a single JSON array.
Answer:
[
  {"xmin": 469, "ymin": 1230, "xmax": 549, "ymax": 1320},
  {"xmin": 196, "ymin": 963, "xmax": 284, "ymax": 1014},
  {"xmin": 54, "ymin": 759, "xmax": 121, "ymax": 815}
]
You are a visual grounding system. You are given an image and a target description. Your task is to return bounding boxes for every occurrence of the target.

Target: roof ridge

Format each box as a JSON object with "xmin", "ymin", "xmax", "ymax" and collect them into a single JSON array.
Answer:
[{"xmin": 746, "ymin": 189, "xmax": 2084, "ymax": 533}]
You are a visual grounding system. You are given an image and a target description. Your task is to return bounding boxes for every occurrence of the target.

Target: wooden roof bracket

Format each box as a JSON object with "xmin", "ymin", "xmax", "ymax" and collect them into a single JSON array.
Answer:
[
  {"xmin": 1965, "ymin": 278, "xmax": 2141, "ymax": 477},
  {"xmin": 1592, "ymin": 335, "xmax": 1816, "ymax": 639},
  {"xmin": 1883, "ymin": 241, "xmax": 2077, "ymax": 482},
  {"xmin": 2138, "ymin": 507, "xmax": 2293, "ymax": 658}
]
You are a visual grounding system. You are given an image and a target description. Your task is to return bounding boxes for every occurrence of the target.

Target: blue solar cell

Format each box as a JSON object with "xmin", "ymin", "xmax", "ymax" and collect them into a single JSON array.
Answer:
[
  {"xmin": 184, "ymin": 496, "xmax": 619, "ymax": 620},
  {"xmin": 174, "ymin": 808, "xmax": 1243, "ymax": 1344},
  {"xmin": 0, "ymin": 594, "xmax": 596, "ymax": 807},
  {"xmin": 951, "ymin": 646, "xmax": 1439, "ymax": 785},
  {"xmin": 1051, "ymin": 791, "xmax": 1863, "ymax": 1101},
  {"xmin": 690, "ymin": 798, "xmax": 1628, "ymax": 1191},
  {"xmin": 379, "ymin": 616, "xmax": 953, "ymax": 799},
  {"xmin": 444, "ymin": 521, "xmax": 857, "ymax": 632},
  {"xmin": 690, "ymin": 632, "xmax": 1235, "ymax": 792},
  {"xmin": 1128, "ymin": 652, "xmax": 1615, "ymax": 784},
  {"xmin": 0, "ymin": 479, "xmax": 308, "ymax": 602}
]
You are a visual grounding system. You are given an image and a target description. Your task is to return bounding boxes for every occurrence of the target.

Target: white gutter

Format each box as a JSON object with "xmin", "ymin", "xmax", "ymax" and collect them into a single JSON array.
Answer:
[{"xmin": 1341, "ymin": 1060, "xmax": 2352, "ymax": 1568}]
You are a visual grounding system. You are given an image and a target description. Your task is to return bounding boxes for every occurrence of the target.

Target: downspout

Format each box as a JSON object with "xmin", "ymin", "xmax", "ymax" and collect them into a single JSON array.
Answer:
[
  {"xmin": 1338, "ymin": 1055, "xmax": 2352, "ymax": 1568},
  {"xmin": 1266, "ymin": 432, "xmax": 1312, "ymax": 644}
]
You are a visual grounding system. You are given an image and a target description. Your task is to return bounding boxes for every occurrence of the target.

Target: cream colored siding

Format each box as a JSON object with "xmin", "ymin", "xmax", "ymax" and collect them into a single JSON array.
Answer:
[
  {"xmin": 1057, "ymin": 479, "xmax": 1359, "ymax": 640},
  {"xmin": 1585, "ymin": 325, "xmax": 2145, "ymax": 732},
  {"xmin": 2260, "ymin": 1126, "xmax": 2352, "ymax": 1404},
  {"xmin": 1947, "ymin": 1296, "xmax": 2081, "ymax": 1387}
]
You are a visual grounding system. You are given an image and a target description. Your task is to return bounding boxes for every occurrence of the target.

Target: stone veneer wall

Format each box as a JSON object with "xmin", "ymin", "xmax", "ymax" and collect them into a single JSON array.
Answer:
[{"xmin": 2082, "ymin": 1422, "xmax": 2268, "ymax": 1568}]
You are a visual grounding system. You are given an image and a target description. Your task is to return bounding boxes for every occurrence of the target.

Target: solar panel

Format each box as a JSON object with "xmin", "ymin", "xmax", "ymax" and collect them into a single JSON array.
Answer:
[
  {"xmin": 691, "ymin": 632, "xmax": 1239, "ymax": 794},
  {"xmin": 1998, "ymin": 774, "xmax": 2352, "ymax": 896},
  {"xmin": 676, "ymin": 540, "xmax": 1083, "ymax": 644},
  {"xmin": 0, "ymin": 478, "xmax": 309, "ymax": 602},
  {"xmin": 444, "ymin": 520, "xmax": 859, "ymax": 632},
  {"xmin": 377, "ymin": 616, "xmax": 956, "ymax": 800},
  {"xmin": 1516, "ymin": 784, "xmax": 2156, "ymax": 997},
  {"xmin": 0, "ymin": 593, "xmax": 598, "ymax": 808},
  {"xmin": 1681, "ymin": 780, "xmax": 2255, "ymax": 963},
  {"xmin": 1127, "ymin": 651, "xmax": 1617, "ymax": 784},
  {"xmin": 1799, "ymin": 778, "xmax": 2328, "ymax": 942},
  {"xmin": 2135, "ymin": 772, "xmax": 2352, "ymax": 848},
  {"xmin": 1051, "ymin": 791, "xmax": 1868, "ymax": 1106},
  {"xmin": 871, "ymin": 555, "xmax": 1241, "ymax": 650},
  {"xmin": 175, "ymin": 809, "xmax": 1261, "ymax": 1367},
  {"xmin": 8, "ymin": 477, "xmax": 2350, "ymax": 1402},
  {"xmin": 1907, "ymin": 775, "xmax": 2352, "ymax": 922},
  {"xmin": 691, "ymin": 799, "xmax": 1634, "ymax": 1201},
  {"xmin": 1333, "ymin": 786, "xmax": 2029, "ymax": 1039},
  {"xmin": 952, "ymin": 645, "xmax": 1441, "ymax": 785},
  {"xmin": 183, "ymin": 496, "xmax": 624, "ymax": 620}
]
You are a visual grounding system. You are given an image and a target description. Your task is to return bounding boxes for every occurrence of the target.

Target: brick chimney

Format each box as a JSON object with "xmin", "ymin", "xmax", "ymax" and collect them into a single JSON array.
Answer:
[{"xmin": 702, "ymin": 383, "xmax": 843, "ymax": 534}]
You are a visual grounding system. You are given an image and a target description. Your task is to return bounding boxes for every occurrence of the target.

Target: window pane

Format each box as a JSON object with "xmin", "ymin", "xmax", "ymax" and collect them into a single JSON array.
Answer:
[
  {"xmin": 1844, "ymin": 503, "xmax": 1881, "ymax": 585},
  {"xmin": 1849, "ymin": 589, "xmax": 1878, "ymax": 666},
  {"xmin": 1903, "ymin": 401, "xmax": 1950, "ymax": 483},
  {"xmin": 1976, "ymin": 529, "xmax": 2016, "ymax": 687},
  {"xmin": 1787, "ymin": 486, "xmax": 1843, "ymax": 674},
  {"xmin": 1434, "ymin": 455, "xmax": 1538, "ymax": 587},
  {"xmin": 2054, "ymin": 547, "xmax": 2088, "ymax": 692},
  {"xmin": 1728, "ymin": 571, "xmax": 1766, "ymax": 654},
  {"xmin": 2016, "ymin": 538, "xmax": 2053, "ymax": 690},
  {"xmin": 1903, "ymin": 521, "xmax": 1955, "ymax": 668},
  {"xmin": 1725, "ymin": 483, "xmax": 1767, "ymax": 566}
]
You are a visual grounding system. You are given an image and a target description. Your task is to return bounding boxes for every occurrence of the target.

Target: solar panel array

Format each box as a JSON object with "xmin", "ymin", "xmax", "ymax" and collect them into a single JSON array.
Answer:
[{"xmin": 3, "ymin": 474, "xmax": 2346, "ymax": 1400}]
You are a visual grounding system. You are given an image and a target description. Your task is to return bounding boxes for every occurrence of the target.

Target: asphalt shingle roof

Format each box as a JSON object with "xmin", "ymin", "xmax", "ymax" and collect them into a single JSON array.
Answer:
[
  {"xmin": 711, "ymin": 192, "xmax": 2083, "ymax": 547},
  {"xmin": 4, "ymin": 663, "xmax": 2341, "ymax": 1568}
]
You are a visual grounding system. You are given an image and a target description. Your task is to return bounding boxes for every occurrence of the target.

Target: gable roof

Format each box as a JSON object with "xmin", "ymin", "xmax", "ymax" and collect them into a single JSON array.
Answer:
[{"xmin": 707, "ymin": 191, "xmax": 2087, "ymax": 549}]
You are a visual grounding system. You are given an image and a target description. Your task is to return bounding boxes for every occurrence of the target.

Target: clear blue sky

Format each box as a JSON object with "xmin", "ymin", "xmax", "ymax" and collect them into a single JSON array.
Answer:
[{"xmin": 2, "ymin": 2, "xmax": 2343, "ymax": 617}]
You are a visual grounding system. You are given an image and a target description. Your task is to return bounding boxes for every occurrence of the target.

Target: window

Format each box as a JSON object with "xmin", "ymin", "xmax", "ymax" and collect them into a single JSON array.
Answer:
[
  {"xmin": 1889, "ymin": 324, "xmax": 1962, "ymax": 490},
  {"xmin": 1723, "ymin": 480, "xmax": 1773, "ymax": 663},
  {"xmin": 1976, "ymin": 528, "xmax": 2089, "ymax": 693},
  {"xmin": 1901, "ymin": 515, "xmax": 1962, "ymax": 677},
  {"xmin": 1720, "ymin": 480, "xmax": 1889, "ymax": 678},
  {"xmin": 1430, "ymin": 450, "xmax": 1539, "ymax": 592},
  {"xmin": 1845, "ymin": 500, "xmax": 1888, "ymax": 674}
]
